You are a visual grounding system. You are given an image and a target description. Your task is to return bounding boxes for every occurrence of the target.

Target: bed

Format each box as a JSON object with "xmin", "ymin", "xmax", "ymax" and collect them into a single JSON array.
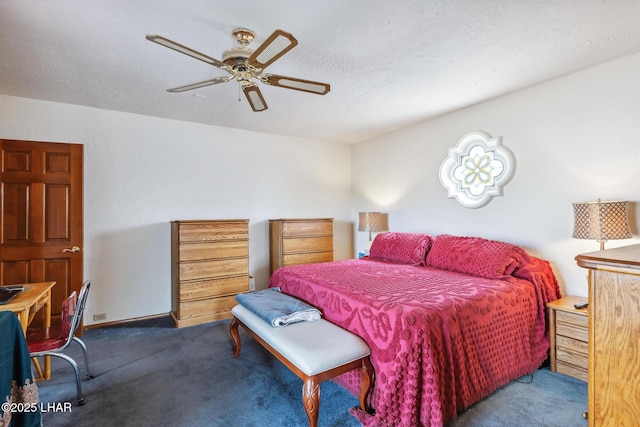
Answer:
[{"xmin": 268, "ymin": 232, "xmax": 561, "ymax": 426}]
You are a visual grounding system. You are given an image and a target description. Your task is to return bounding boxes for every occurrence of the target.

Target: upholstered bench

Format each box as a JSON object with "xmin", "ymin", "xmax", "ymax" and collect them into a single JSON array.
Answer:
[{"xmin": 230, "ymin": 304, "xmax": 375, "ymax": 427}]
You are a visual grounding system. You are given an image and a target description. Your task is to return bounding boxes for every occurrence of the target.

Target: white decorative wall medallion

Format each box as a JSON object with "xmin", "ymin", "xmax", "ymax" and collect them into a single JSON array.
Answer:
[{"xmin": 439, "ymin": 131, "xmax": 515, "ymax": 208}]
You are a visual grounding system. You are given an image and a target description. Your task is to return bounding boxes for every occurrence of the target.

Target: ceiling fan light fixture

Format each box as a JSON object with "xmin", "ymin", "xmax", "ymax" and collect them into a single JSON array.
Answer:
[{"xmin": 231, "ymin": 28, "xmax": 255, "ymax": 46}]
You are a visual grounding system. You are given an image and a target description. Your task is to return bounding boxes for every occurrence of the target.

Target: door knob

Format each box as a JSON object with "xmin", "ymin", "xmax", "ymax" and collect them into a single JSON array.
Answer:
[{"xmin": 62, "ymin": 246, "xmax": 81, "ymax": 253}]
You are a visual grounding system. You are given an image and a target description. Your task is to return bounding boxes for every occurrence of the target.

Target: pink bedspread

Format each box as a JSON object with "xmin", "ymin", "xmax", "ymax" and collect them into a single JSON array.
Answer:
[{"xmin": 268, "ymin": 257, "xmax": 560, "ymax": 426}]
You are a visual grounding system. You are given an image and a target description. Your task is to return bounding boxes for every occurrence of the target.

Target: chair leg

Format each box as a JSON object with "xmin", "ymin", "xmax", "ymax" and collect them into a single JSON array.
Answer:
[
  {"xmin": 31, "ymin": 356, "xmax": 45, "ymax": 380},
  {"xmin": 44, "ymin": 352, "xmax": 85, "ymax": 406},
  {"xmin": 72, "ymin": 336, "xmax": 93, "ymax": 379}
]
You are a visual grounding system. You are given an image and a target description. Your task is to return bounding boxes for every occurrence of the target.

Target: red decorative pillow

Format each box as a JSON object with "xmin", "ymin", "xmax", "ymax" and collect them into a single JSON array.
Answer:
[
  {"xmin": 425, "ymin": 234, "xmax": 531, "ymax": 278},
  {"xmin": 369, "ymin": 232, "xmax": 433, "ymax": 265}
]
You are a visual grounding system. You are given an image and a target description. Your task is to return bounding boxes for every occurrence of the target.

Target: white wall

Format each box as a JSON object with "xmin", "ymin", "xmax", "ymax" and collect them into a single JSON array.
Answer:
[
  {"xmin": 0, "ymin": 95, "xmax": 353, "ymax": 325},
  {"xmin": 352, "ymin": 52, "xmax": 640, "ymax": 297}
]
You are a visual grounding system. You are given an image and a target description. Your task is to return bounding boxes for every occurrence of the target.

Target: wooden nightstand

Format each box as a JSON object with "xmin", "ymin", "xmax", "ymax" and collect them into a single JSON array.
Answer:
[{"xmin": 547, "ymin": 296, "xmax": 588, "ymax": 382}]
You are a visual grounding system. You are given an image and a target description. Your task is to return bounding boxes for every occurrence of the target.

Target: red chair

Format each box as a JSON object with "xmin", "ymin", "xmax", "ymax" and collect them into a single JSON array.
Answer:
[{"xmin": 27, "ymin": 280, "xmax": 93, "ymax": 405}]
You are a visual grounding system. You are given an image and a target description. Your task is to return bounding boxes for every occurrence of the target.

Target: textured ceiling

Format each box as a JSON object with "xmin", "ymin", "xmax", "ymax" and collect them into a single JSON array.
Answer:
[{"xmin": 2, "ymin": 0, "xmax": 640, "ymax": 144}]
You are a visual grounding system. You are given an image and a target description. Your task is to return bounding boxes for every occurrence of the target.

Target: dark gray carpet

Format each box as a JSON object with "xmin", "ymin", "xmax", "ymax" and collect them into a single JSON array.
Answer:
[{"xmin": 36, "ymin": 317, "xmax": 588, "ymax": 427}]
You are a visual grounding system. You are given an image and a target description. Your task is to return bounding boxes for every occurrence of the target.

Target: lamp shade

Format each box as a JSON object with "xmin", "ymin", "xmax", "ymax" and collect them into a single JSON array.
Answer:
[
  {"xmin": 572, "ymin": 200, "xmax": 631, "ymax": 249},
  {"xmin": 357, "ymin": 212, "xmax": 369, "ymax": 232},
  {"xmin": 358, "ymin": 212, "xmax": 389, "ymax": 240}
]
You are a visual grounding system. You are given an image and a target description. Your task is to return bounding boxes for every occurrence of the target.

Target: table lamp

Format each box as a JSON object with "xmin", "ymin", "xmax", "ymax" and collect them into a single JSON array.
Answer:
[{"xmin": 358, "ymin": 212, "xmax": 389, "ymax": 257}]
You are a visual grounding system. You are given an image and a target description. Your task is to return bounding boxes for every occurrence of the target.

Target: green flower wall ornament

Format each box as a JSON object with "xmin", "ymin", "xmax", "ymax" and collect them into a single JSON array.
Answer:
[{"xmin": 440, "ymin": 131, "xmax": 515, "ymax": 208}]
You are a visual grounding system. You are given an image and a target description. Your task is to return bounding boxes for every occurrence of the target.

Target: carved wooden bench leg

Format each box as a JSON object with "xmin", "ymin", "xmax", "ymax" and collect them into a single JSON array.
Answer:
[
  {"xmin": 303, "ymin": 376, "xmax": 320, "ymax": 427},
  {"xmin": 359, "ymin": 356, "xmax": 375, "ymax": 414},
  {"xmin": 229, "ymin": 316, "xmax": 241, "ymax": 358}
]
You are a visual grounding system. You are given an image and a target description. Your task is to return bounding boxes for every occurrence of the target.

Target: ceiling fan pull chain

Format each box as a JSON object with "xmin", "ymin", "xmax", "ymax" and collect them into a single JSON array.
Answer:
[{"xmin": 238, "ymin": 85, "xmax": 241, "ymax": 102}]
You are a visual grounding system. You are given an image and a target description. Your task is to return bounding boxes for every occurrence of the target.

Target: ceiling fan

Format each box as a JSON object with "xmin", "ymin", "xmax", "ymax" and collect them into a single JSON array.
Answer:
[{"xmin": 145, "ymin": 28, "xmax": 331, "ymax": 112}]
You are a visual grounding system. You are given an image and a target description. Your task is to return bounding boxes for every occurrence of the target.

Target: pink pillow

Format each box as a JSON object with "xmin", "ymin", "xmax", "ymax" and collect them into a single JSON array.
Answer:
[
  {"xmin": 369, "ymin": 232, "xmax": 433, "ymax": 265},
  {"xmin": 425, "ymin": 234, "xmax": 531, "ymax": 279}
]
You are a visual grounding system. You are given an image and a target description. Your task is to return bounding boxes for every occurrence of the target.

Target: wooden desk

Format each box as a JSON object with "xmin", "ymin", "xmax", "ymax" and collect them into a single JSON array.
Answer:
[{"xmin": 3, "ymin": 281, "xmax": 56, "ymax": 379}]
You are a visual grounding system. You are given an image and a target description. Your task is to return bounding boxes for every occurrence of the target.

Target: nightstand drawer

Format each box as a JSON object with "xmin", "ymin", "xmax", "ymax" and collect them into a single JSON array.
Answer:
[
  {"xmin": 556, "ymin": 311, "xmax": 588, "ymax": 342},
  {"xmin": 557, "ymin": 346, "xmax": 588, "ymax": 367},
  {"xmin": 556, "ymin": 335, "xmax": 588, "ymax": 355},
  {"xmin": 557, "ymin": 360, "xmax": 588, "ymax": 382},
  {"xmin": 556, "ymin": 310, "xmax": 588, "ymax": 328}
]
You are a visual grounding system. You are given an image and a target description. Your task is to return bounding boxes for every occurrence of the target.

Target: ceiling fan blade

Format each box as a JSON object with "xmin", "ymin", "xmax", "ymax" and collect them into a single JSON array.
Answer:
[
  {"xmin": 242, "ymin": 84, "xmax": 268, "ymax": 112},
  {"xmin": 146, "ymin": 34, "xmax": 228, "ymax": 69},
  {"xmin": 167, "ymin": 76, "xmax": 232, "ymax": 93},
  {"xmin": 246, "ymin": 29, "xmax": 298, "ymax": 70},
  {"xmin": 261, "ymin": 74, "xmax": 330, "ymax": 95}
]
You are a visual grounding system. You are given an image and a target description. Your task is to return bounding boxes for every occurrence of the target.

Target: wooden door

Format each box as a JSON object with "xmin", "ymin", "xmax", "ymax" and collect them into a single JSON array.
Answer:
[{"xmin": 0, "ymin": 139, "xmax": 83, "ymax": 327}]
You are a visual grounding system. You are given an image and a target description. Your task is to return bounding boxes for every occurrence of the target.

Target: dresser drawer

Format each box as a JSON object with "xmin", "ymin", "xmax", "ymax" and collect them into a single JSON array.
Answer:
[
  {"xmin": 282, "ymin": 220, "xmax": 332, "ymax": 237},
  {"xmin": 178, "ymin": 258, "xmax": 249, "ymax": 281},
  {"xmin": 283, "ymin": 236, "xmax": 333, "ymax": 253},
  {"xmin": 179, "ymin": 240, "xmax": 249, "ymax": 261},
  {"xmin": 178, "ymin": 222, "xmax": 249, "ymax": 242},
  {"xmin": 283, "ymin": 251, "xmax": 333, "ymax": 266},
  {"xmin": 176, "ymin": 294, "xmax": 239, "ymax": 325},
  {"xmin": 178, "ymin": 275, "xmax": 248, "ymax": 301}
]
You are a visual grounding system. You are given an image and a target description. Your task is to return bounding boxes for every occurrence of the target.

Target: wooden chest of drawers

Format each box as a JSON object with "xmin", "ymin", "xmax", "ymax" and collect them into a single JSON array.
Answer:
[
  {"xmin": 171, "ymin": 219, "xmax": 249, "ymax": 327},
  {"xmin": 547, "ymin": 296, "xmax": 588, "ymax": 382},
  {"xmin": 577, "ymin": 244, "xmax": 640, "ymax": 426},
  {"xmin": 269, "ymin": 218, "xmax": 333, "ymax": 275}
]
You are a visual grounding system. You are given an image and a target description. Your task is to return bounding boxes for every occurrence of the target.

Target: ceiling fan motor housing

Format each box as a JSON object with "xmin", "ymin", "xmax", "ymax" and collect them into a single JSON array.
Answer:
[
  {"xmin": 222, "ymin": 47, "xmax": 258, "ymax": 84},
  {"xmin": 222, "ymin": 47, "xmax": 254, "ymax": 68}
]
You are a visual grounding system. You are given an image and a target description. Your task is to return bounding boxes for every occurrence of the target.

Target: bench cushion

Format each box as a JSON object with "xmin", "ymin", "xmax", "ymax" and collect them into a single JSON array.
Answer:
[{"xmin": 232, "ymin": 304, "xmax": 370, "ymax": 376}]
